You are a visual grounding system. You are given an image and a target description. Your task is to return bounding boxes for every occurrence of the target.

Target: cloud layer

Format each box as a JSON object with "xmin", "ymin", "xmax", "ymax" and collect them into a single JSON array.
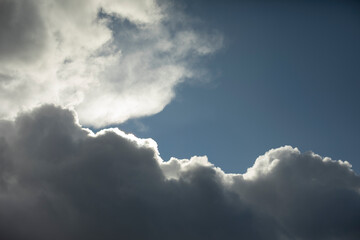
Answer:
[
  {"xmin": 0, "ymin": 105, "xmax": 359, "ymax": 240},
  {"xmin": 0, "ymin": 0, "xmax": 222, "ymax": 127}
]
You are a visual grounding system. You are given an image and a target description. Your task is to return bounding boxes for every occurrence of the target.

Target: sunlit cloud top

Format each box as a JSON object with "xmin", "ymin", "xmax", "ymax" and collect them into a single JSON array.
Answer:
[{"xmin": 0, "ymin": 0, "xmax": 222, "ymax": 127}]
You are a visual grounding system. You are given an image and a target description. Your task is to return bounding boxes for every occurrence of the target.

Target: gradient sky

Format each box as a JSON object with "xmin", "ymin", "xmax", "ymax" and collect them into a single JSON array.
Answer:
[{"xmin": 118, "ymin": 0, "xmax": 360, "ymax": 173}]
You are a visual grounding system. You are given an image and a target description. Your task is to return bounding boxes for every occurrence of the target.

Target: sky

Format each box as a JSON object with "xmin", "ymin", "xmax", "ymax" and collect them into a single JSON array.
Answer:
[
  {"xmin": 118, "ymin": 0, "xmax": 360, "ymax": 173},
  {"xmin": 0, "ymin": 0, "xmax": 360, "ymax": 239}
]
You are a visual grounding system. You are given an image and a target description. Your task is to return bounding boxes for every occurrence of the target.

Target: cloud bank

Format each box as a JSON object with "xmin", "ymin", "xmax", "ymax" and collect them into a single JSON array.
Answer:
[
  {"xmin": 0, "ymin": 0, "xmax": 222, "ymax": 127},
  {"xmin": 0, "ymin": 105, "xmax": 359, "ymax": 240}
]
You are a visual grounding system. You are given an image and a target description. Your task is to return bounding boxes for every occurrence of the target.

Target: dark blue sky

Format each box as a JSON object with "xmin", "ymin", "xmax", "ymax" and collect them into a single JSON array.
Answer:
[{"xmin": 118, "ymin": 0, "xmax": 360, "ymax": 173}]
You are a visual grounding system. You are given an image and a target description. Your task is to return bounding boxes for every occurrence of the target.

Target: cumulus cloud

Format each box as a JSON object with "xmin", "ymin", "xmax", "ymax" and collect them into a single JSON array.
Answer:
[
  {"xmin": 0, "ymin": 0, "xmax": 222, "ymax": 127},
  {"xmin": 0, "ymin": 105, "xmax": 359, "ymax": 240}
]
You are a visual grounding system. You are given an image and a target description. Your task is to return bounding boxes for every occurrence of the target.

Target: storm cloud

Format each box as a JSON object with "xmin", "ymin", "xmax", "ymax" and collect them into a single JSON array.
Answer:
[
  {"xmin": 0, "ymin": 0, "xmax": 222, "ymax": 127},
  {"xmin": 0, "ymin": 105, "xmax": 359, "ymax": 240}
]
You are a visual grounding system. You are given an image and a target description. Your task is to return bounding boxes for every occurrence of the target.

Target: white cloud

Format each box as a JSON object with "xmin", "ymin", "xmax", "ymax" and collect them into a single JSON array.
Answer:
[
  {"xmin": 0, "ymin": 0, "xmax": 222, "ymax": 127},
  {"xmin": 0, "ymin": 105, "xmax": 359, "ymax": 240}
]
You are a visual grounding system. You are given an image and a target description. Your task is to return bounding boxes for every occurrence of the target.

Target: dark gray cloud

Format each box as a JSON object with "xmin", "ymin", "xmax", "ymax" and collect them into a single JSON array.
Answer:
[
  {"xmin": 0, "ymin": 0, "xmax": 47, "ymax": 64},
  {"xmin": 0, "ymin": 105, "xmax": 359, "ymax": 239}
]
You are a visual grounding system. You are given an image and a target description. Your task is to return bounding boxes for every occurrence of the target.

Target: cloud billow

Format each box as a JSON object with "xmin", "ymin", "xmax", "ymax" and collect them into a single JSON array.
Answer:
[
  {"xmin": 0, "ymin": 105, "xmax": 359, "ymax": 240},
  {"xmin": 0, "ymin": 0, "xmax": 222, "ymax": 127}
]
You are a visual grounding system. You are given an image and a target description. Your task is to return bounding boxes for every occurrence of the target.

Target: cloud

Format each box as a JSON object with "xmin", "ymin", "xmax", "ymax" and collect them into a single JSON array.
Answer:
[
  {"xmin": 0, "ymin": 105, "xmax": 359, "ymax": 240},
  {"xmin": 0, "ymin": 0, "xmax": 222, "ymax": 127}
]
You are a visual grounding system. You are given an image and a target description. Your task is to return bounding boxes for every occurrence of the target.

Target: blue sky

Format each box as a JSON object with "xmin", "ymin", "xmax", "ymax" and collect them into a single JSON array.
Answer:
[{"xmin": 119, "ymin": 0, "xmax": 360, "ymax": 173}]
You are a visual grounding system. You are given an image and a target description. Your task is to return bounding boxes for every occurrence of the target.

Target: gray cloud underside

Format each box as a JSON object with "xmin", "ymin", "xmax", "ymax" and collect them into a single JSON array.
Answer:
[{"xmin": 0, "ymin": 105, "xmax": 359, "ymax": 240}]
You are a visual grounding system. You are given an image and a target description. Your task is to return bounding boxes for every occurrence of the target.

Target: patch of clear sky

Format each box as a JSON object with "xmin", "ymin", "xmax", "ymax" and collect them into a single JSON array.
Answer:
[{"xmin": 112, "ymin": 0, "xmax": 360, "ymax": 173}]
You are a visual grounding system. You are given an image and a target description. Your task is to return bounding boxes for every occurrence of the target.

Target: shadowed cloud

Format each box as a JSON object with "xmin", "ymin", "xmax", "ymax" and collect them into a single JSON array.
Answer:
[{"xmin": 0, "ymin": 105, "xmax": 359, "ymax": 239}]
